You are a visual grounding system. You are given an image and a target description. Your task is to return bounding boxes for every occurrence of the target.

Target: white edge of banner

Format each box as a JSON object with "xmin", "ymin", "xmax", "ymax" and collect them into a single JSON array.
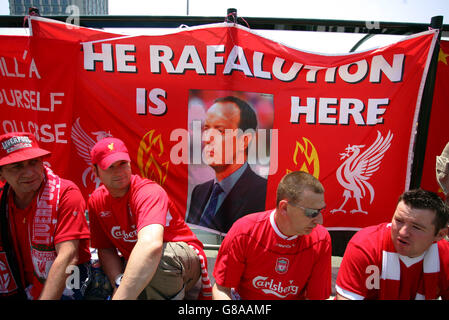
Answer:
[
  {"xmin": 79, "ymin": 21, "xmax": 440, "ymax": 57},
  {"xmin": 28, "ymin": 15, "xmax": 137, "ymax": 42},
  {"xmin": 326, "ymin": 227, "xmax": 361, "ymax": 232},
  {"xmin": 80, "ymin": 22, "xmax": 240, "ymax": 44},
  {"xmin": 247, "ymin": 26, "xmax": 439, "ymax": 57},
  {"xmin": 28, "ymin": 16, "xmax": 439, "ymax": 59},
  {"xmin": 29, "ymin": 16, "xmax": 70, "ymax": 37},
  {"xmin": 186, "ymin": 223, "xmax": 362, "ymax": 236},
  {"xmin": 187, "ymin": 223, "xmax": 227, "ymax": 237},
  {"xmin": 405, "ymin": 29, "xmax": 439, "ymax": 191}
]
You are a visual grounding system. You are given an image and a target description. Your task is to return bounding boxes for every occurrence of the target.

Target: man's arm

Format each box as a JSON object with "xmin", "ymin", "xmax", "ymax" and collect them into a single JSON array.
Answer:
[
  {"xmin": 304, "ymin": 231, "xmax": 332, "ymax": 300},
  {"xmin": 38, "ymin": 240, "xmax": 79, "ymax": 300},
  {"xmin": 98, "ymin": 247, "xmax": 124, "ymax": 294},
  {"xmin": 112, "ymin": 224, "xmax": 164, "ymax": 300},
  {"xmin": 212, "ymin": 283, "xmax": 232, "ymax": 300}
]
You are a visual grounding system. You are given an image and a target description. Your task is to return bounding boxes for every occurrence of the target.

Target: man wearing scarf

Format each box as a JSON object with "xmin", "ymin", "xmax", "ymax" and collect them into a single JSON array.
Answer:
[
  {"xmin": 336, "ymin": 189, "xmax": 449, "ymax": 300},
  {"xmin": 0, "ymin": 132, "xmax": 91, "ymax": 300}
]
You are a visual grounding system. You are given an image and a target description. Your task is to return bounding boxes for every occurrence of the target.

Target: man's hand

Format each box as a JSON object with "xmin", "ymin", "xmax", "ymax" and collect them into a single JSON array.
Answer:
[
  {"xmin": 212, "ymin": 283, "xmax": 233, "ymax": 300},
  {"xmin": 112, "ymin": 224, "xmax": 164, "ymax": 300}
]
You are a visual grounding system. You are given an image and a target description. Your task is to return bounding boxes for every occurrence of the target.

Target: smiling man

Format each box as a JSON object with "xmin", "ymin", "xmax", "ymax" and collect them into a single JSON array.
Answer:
[
  {"xmin": 336, "ymin": 189, "xmax": 449, "ymax": 300},
  {"xmin": 212, "ymin": 171, "xmax": 331, "ymax": 300},
  {"xmin": 87, "ymin": 137, "xmax": 210, "ymax": 300},
  {"xmin": 0, "ymin": 132, "xmax": 91, "ymax": 300}
]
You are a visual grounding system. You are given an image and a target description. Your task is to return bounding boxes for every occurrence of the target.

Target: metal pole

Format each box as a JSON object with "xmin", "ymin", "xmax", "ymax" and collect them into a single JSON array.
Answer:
[
  {"xmin": 349, "ymin": 33, "xmax": 375, "ymax": 52},
  {"xmin": 226, "ymin": 8, "xmax": 237, "ymax": 23},
  {"xmin": 409, "ymin": 15, "xmax": 444, "ymax": 189}
]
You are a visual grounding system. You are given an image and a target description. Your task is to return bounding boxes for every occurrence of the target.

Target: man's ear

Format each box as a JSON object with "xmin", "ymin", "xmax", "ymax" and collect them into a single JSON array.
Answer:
[
  {"xmin": 91, "ymin": 164, "xmax": 99, "ymax": 178},
  {"xmin": 435, "ymin": 226, "xmax": 448, "ymax": 242},
  {"xmin": 243, "ymin": 131, "xmax": 255, "ymax": 150},
  {"xmin": 237, "ymin": 131, "xmax": 254, "ymax": 156},
  {"xmin": 278, "ymin": 199, "xmax": 289, "ymax": 215}
]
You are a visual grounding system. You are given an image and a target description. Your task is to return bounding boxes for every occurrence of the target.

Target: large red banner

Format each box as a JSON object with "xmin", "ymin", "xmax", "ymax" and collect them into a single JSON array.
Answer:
[
  {"xmin": 421, "ymin": 40, "xmax": 449, "ymax": 198},
  {"xmin": 0, "ymin": 17, "xmax": 439, "ymax": 232}
]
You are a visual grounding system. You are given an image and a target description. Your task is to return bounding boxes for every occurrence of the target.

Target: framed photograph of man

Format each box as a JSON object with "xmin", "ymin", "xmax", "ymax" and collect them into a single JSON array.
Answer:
[{"xmin": 185, "ymin": 89, "xmax": 275, "ymax": 235}]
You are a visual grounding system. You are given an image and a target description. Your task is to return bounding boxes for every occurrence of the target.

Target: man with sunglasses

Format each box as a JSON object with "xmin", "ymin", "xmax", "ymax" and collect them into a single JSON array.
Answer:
[{"xmin": 212, "ymin": 171, "xmax": 331, "ymax": 300}]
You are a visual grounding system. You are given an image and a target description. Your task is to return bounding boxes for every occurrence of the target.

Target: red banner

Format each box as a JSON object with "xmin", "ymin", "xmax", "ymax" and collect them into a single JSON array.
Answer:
[
  {"xmin": 1, "ymin": 17, "xmax": 438, "ymax": 232},
  {"xmin": 421, "ymin": 40, "xmax": 449, "ymax": 198}
]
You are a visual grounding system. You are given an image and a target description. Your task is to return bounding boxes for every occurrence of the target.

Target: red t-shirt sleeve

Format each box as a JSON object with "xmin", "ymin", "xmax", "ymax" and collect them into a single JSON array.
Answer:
[
  {"xmin": 87, "ymin": 194, "xmax": 115, "ymax": 249},
  {"xmin": 131, "ymin": 182, "xmax": 169, "ymax": 232},
  {"xmin": 213, "ymin": 222, "xmax": 247, "ymax": 288},
  {"xmin": 336, "ymin": 238, "xmax": 375, "ymax": 300},
  {"xmin": 304, "ymin": 229, "xmax": 332, "ymax": 300},
  {"xmin": 53, "ymin": 180, "xmax": 90, "ymax": 244}
]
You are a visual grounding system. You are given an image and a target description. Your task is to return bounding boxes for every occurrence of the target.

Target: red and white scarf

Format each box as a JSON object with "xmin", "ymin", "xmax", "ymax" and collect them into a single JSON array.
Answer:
[
  {"xmin": 380, "ymin": 223, "xmax": 440, "ymax": 300},
  {"xmin": 6, "ymin": 165, "xmax": 61, "ymax": 299},
  {"xmin": 189, "ymin": 244, "xmax": 212, "ymax": 300}
]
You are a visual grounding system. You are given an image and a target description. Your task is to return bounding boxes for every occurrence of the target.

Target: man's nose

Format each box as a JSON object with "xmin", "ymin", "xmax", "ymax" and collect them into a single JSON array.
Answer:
[
  {"xmin": 398, "ymin": 224, "xmax": 410, "ymax": 237},
  {"xmin": 21, "ymin": 164, "xmax": 36, "ymax": 176},
  {"xmin": 203, "ymin": 129, "xmax": 216, "ymax": 144},
  {"xmin": 313, "ymin": 212, "xmax": 323, "ymax": 225}
]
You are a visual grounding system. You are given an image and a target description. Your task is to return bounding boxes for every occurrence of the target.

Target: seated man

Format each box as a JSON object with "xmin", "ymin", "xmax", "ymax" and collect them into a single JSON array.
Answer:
[
  {"xmin": 212, "ymin": 171, "xmax": 332, "ymax": 300},
  {"xmin": 0, "ymin": 132, "xmax": 91, "ymax": 300},
  {"xmin": 336, "ymin": 189, "xmax": 449, "ymax": 300},
  {"xmin": 88, "ymin": 137, "xmax": 210, "ymax": 300}
]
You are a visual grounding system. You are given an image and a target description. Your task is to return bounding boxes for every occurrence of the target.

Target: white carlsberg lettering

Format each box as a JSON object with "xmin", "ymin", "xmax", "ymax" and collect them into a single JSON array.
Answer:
[
  {"xmin": 111, "ymin": 226, "xmax": 137, "ymax": 242},
  {"xmin": 252, "ymin": 276, "xmax": 299, "ymax": 298}
]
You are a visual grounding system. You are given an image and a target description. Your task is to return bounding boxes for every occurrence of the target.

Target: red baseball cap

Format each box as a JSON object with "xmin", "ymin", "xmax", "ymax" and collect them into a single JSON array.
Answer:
[
  {"xmin": 90, "ymin": 137, "xmax": 131, "ymax": 170},
  {"xmin": 0, "ymin": 132, "xmax": 51, "ymax": 167}
]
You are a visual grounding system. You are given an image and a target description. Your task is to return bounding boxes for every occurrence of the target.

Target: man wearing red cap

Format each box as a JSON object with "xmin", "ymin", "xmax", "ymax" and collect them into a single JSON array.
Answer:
[
  {"xmin": 0, "ymin": 132, "xmax": 91, "ymax": 300},
  {"xmin": 88, "ymin": 137, "xmax": 210, "ymax": 300}
]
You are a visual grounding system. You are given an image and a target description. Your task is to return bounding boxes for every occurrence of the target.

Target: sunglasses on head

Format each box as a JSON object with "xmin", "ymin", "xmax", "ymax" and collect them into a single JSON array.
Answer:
[{"xmin": 288, "ymin": 202, "xmax": 324, "ymax": 218}]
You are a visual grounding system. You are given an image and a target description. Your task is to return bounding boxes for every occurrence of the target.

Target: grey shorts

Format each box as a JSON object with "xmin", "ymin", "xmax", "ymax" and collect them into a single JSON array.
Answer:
[{"xmin": 138, "ymin": 241, "xmax": 201, "ymax": 300}]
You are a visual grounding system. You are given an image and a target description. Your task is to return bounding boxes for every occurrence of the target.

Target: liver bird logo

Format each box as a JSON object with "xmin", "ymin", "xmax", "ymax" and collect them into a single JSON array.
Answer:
[
  {"xmin": 71, "ymin": 117, "xmax": 111, "ymax": 189},
  {"xmin": 331, "ymin": 130, "xmax": 393, "ymax": 214}
]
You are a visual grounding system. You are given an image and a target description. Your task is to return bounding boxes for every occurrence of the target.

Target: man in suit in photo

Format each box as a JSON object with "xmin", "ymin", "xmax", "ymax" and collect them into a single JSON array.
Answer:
[{"xmin": 187, "ymin": 96, "xmax": 267, "ymax": 233}]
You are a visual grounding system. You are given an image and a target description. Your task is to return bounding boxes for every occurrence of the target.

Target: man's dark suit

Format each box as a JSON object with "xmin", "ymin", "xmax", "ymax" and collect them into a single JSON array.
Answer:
[{"xmin": 187, "ymin": 165, "xmax": 267, "ymax": 233}]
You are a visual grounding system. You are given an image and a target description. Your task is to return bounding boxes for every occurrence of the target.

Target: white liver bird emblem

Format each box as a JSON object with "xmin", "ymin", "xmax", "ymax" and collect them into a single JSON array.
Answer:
[
  {"xmin": 331, "ymin": 130, "xmax": 393, "ymax": 214},
  {"xmin": 71, "ymin": 117, "xmax": 111, "ymax": 189}
]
